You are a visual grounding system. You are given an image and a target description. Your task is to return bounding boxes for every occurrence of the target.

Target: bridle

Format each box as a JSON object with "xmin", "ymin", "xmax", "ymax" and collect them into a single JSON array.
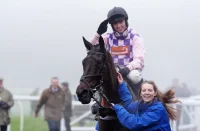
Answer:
[{"xmin": 80, "ymin": 50, "xmax": 112, "ymax": 107}]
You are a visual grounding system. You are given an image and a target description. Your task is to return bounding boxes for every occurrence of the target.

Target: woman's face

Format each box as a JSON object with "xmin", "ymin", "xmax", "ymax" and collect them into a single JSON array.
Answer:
[
  {"xmin": 140, "ymin": 83, "xmax": 157, "ymax": 103},
  {"xmin": 112, "ymin": 19, "xmax": 126, "ymax": 33}
]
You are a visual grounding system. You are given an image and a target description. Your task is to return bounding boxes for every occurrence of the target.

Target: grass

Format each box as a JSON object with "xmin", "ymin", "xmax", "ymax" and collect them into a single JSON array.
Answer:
[
  {"xmin": 10, "ymin": 116, "xmax": 96, "ymax": 131},
  {"xmin": 11, "ymin": 116, "xmax": 48, "ymax": 131}
]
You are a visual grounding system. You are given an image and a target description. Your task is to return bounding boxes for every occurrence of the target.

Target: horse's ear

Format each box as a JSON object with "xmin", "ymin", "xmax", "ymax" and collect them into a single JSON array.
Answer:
[
  {"xmin": 99, "ymin": 35, "xmax": 105, "ymax": 53},
  {"xmin": 82, "ymin": 36, "xmax": 92, "ymax": 50}
]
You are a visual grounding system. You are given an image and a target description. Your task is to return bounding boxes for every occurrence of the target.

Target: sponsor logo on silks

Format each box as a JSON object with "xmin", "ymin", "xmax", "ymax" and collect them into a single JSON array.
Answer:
[{"xmin": 111, "ymin": 46, "xmax": 129, "ymax": 55}]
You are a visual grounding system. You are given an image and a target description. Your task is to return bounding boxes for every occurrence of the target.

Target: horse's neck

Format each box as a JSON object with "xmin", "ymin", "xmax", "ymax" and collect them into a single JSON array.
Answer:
[{"xmin": 101, "ymin": 82, "xmax": 121, "ymax": 107}]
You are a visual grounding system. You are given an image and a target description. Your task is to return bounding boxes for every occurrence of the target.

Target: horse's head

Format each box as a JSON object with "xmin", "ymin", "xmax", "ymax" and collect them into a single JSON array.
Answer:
[
  {"xmin": 76, "ymin": 36, "xmax": 107, "ymax": 104},
  {"xmin": 76, "ymin": 36, "xmax": 118, "ymax": 104}
]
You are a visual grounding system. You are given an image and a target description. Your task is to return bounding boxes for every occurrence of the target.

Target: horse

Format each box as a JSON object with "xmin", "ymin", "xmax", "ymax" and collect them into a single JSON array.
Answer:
[{"xmin": 76, "ymin": 36, "xmax": 136, "ymax": 131}]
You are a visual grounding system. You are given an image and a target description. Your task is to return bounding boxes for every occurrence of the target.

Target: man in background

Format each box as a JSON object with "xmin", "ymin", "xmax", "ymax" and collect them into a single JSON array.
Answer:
[
  {"xmin": 0, "ymin": 78, "xmax": 14, "ymax": 131},
  {"xmin": 170, "ymin": 78, "xmax": 191, "ymax": 98},
  {"xmin": 30, "ymin": 87, "xmax": 40, "ymax": 115},
  {"xmin": 61, "ymin": 82, "xmax": 72, "ymax": 131},
  {"xmin": 35, "ymin": 77, "xmax": 65, "ymax": 131}
]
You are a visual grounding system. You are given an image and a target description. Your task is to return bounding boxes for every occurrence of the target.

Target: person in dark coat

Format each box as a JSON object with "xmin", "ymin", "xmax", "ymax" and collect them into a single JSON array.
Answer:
[
  {"xmin": 0, "ymin": 78, "xmax": 14, "ymax": 131},
  {"xmin": 61, "ymin": 82, "xmax": 72, "ymax": 131}
]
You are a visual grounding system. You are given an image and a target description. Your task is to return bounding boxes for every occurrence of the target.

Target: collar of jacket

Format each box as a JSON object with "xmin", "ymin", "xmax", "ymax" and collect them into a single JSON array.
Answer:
[
  {"xmin": 138, "ymin": 98, "xmax": 158, "ymax": 111},
  {"xmin": 113, "ymin": 28, "xmax": 129, "ymax": 40},
  {"xmin": 48, "ymin": 86, "xmax": 61, "ymax": 93}
]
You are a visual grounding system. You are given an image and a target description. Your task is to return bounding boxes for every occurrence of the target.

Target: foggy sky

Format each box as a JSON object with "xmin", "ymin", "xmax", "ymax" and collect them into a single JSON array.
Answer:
[{"xmin": 0, "ymin": 0, "xmax": 200, "ymax": 93}]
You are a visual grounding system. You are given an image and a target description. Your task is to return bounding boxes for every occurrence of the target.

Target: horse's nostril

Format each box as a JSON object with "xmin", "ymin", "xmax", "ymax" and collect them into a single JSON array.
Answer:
[
  {"xmin": 76, "ymin": 86, "xmax": 89, "ymax": 97},
  {"xmin": 76, "ymin": 83, "xmax": 92, "ymax": 104},
  {"xmin": 81, "ymin": 90, "xmax": 89, "ymax": 97},
  {"xmin": 77, "ymin": 88, "xmax": 86, "ymax": 95}
]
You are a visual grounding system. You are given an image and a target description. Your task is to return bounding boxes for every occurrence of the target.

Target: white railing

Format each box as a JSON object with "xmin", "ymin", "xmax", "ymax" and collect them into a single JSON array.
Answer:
[
  {"xmin": 171, "ymin": 96, "xmax": 200, "ymax": 131},
  {"xmin": 8, "ymin": 95, "xmax": 200, "ymax": 131},
  {"xmin": 9, "ymin": 95, "xmax": 95, "ymax": 131}
]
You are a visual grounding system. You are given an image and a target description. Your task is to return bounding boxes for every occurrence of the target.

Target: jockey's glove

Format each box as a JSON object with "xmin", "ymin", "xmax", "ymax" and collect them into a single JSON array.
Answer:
[
  {"xmin": 97, "ymin": 19, "xmax": 109, "ymax": 35},
  {"xmin": 119, "ymin": 67, "xmax": 130, "ymax": 77}
]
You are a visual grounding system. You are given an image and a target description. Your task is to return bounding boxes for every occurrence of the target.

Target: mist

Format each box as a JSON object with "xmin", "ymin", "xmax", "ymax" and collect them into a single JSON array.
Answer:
[{"xmin": 0, "ymin": 0, "xmax": 200, "ymax": 93}]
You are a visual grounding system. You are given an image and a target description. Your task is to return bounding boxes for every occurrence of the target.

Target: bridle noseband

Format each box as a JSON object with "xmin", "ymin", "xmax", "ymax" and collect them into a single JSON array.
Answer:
[{"xmin": 80, "ymin": 51, "xmax": 112, "ymax": 107}]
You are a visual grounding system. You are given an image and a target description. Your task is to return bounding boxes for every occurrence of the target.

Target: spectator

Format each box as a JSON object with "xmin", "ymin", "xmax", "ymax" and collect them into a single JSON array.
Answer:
[
  {"xmin": 61, "ymin": 82, "xmax": 72, "ymax": 131},
  {"xmin": 35, "ymin": 77, "xmax": 65, "ymax": 131},
  {"xmin": 0, "ymin": 78, "xmax": 14, "ymax": 131},
  {"xmin": 30, "ymin": 87, "xmax": 40, "ymax": 115}
]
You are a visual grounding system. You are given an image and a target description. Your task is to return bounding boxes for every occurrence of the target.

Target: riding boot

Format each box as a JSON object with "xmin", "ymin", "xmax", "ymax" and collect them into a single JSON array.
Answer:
[{"xmin": 131, "ymin": 78, "xmax": 143, "ymax": 97}]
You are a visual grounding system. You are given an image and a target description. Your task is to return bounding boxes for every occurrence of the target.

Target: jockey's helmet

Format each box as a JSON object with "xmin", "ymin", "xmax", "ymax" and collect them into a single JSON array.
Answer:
[{"xmin": 107, "ymin": 7, "xmax": 128, "ymax": 24}]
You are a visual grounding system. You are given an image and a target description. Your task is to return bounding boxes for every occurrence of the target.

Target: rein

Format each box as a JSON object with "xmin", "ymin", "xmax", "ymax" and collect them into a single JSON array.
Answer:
[{"xmin": 80, "ymin": 51, "xmax": 112, "ymax": 108}]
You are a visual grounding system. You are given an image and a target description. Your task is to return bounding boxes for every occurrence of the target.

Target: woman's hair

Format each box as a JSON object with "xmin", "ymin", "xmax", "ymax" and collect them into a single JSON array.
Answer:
[{"xmin": 138, "ymin": 80, "xmax": 180, "ymax": 120}]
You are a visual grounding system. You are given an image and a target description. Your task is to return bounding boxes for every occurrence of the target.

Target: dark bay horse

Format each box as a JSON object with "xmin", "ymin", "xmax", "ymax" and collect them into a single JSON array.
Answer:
[{"xmin": 76, "ymin": 36, "xmax": 130, "ymax": 131}]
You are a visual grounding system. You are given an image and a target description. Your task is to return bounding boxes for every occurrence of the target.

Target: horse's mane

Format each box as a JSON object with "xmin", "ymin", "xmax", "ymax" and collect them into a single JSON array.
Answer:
[
  {"xmin": 92, "ymin": 44, "xmax": 118, "ymax": 90},
  {"xmin": 105, "ymin": 50, "xmax": 119, "ymax": 90}
]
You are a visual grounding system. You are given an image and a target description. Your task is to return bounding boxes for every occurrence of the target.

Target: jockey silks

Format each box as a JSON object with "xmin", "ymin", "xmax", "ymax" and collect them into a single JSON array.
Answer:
[
  {"xmin": 107, "ymin": 29, "xmax": 136, "ymax": 67},
  {"xmin": 90, "ymin": 28, "xmax": 145, "ymax": 71}
]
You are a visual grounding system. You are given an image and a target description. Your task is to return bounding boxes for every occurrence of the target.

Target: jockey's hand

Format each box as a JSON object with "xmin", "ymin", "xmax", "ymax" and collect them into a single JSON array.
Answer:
[
  {"xmin": 119, "ymin": 67, "xmax": 130, "ymax": 78},
  {"xmin": 117, "ymin": 72, "xmax": 124, "ymax": 84},
  {"xmin": 97, "ymin": 19, "xmax": 109, "ymax": 35}
]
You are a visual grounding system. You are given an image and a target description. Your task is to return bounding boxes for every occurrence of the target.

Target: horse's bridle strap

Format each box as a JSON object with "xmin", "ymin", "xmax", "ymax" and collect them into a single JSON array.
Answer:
[
  {"xmin": 80, "ymin": 51, "xmax": 113, "ymax": 107},
  {"xmin": 99, "ymin": 116, "xmax": 117, "ymax": 120}
]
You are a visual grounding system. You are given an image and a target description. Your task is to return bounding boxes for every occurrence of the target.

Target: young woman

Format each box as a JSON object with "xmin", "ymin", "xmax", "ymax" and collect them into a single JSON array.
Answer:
[{"xmin": 110, "ymin": 72, "xmax": 180, "ymax": 131}]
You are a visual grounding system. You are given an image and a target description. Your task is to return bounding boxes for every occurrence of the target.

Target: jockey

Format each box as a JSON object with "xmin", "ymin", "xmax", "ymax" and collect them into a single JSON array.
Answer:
[
  {"xmin": 91, "ymin": 6, "xmax": 145, "ymax": 89},
  {"xmin": 90, "ymin": 7, "xmax": 145, "ymax": 115}
]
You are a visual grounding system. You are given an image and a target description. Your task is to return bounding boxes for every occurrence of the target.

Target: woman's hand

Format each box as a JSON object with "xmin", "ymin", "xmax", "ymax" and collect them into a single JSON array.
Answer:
[{"xmin": 117, "ymin": 72, "xmax": 124, "ymax": 84}]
